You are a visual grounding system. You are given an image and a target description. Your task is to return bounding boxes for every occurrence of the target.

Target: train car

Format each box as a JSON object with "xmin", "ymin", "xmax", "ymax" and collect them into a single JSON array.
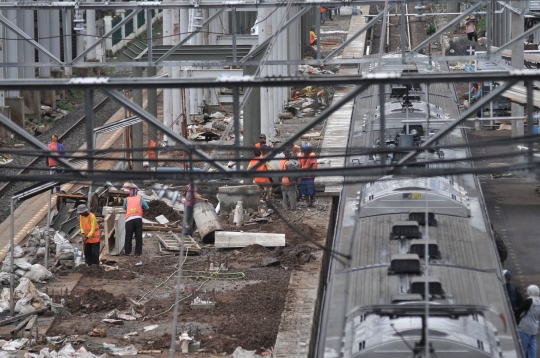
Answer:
[{"xmin": 317, "ymin": 54, "xmax": 523, "ymax": 358}]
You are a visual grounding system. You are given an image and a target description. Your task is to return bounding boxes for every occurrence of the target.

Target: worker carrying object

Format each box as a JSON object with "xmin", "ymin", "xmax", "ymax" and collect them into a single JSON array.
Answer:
[
  {"xmin": 45, "ymin": 133, "xmax": 65, "ymax": 193},
  {"xmin": 280, "ymin": 150, "xmax": 299, "ymax": 210},
  {"xmin": 183, "ymin": 183, "xmax": 208, "ymax": 237},
  {"xmin": 465, "ymin": 16, "xmax": 478, "ymax": 42},
  {"xmin": 464, "ymin": 82, "xmax": 482, "ymax": 102},
  {"xmin": 77, "ymin": 204, "xmax": 101, "ymax": 266},
  {"xmin": 123, "ymin": 186, "xmax": 149, "ymax": 256},
  {"xmin": 248, "ymin": 150, "xmax": 276, "ymax": 202},
  {"xmin": 310, "ymin": 28, "xmax": 317, "ymax": 45},
  {"xmin": 298, "ymin": 143, "xmax": 318, "ymax": 208}
]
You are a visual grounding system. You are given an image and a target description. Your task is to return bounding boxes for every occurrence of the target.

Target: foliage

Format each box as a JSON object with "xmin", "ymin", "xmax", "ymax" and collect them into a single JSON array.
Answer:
[
  {"xmin": 426, "ymin": 23, "xmax": 436, "ymax": 35},
  {"xmin": 56, "ymin": 101, "xmax": 75, "ymax": 111},
  {"xmin": 476, "ymin": 16, "xmax": 487, "ymax": 37}
]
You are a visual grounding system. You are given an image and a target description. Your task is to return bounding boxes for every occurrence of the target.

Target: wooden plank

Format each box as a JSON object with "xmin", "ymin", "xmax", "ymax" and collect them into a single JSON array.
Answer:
[
  {"xmin": 214, "ymin": 231, "xmax": 286, "ymax": 248},
  {"xmin": 0, "ymin": 308, "xmax": 48, "ymax": 327}
]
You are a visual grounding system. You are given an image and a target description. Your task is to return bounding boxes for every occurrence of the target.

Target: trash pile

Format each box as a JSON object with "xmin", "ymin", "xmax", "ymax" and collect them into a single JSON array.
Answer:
[
  {"xmin": 0, "ymin": 241, "xmax": 53, "ymax": 285},
  {"xmin": 0, "ymin": 278, "xmax": 52, "ymax": 314},
  {"xmin": 285, "ymin": 85, "xmax": 336, "ymax": 117},
  {"xmin": 186, "ymin": 110, "xmax": 243, "ymax": 142},
  {"xmin": 298, "ymin": 64, "xmax": 336, "ymax": 75}
]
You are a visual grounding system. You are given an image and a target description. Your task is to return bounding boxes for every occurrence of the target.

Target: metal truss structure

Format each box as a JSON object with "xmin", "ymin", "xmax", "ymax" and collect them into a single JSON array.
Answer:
[{"xmin": 0, "ymin": 0, "xmax": 538, "ymax": 184}]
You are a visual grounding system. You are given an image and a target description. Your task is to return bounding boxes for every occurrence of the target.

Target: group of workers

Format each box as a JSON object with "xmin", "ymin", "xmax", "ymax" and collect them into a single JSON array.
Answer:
[{"xmin": 247, "ymin": 133, "xmax": 318, "ymax": 208}]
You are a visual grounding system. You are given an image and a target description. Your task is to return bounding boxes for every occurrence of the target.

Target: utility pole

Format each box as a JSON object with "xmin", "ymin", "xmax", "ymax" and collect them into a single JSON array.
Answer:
[{"xmin": 510, "ymin": 0, "xmax": 525, "ymax": 146}]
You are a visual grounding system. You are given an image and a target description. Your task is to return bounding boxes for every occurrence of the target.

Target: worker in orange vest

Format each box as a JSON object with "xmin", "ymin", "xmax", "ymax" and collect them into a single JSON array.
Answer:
[
  {"xmin": 465, "ymin": 16, "xmax": 477, "ymax": 42},
  {"xmin": 123, "ymin": 186, "xmax": 149, "ymax": 256},
  {"xmin": 148, "ymin": 139, "xmax": 157, "ymax": 160},
  {"xmin": 255, "ymin": 133, "xmax": 272, "ymax": 155},
  {"xmin": 280, "ymin": 150, "xmax": 299, "ymax": 210},
  {"xmin": 298, "ymin": 143, "xmax": 318, "ymax": 207},
  {"xmin": 248, "ymin": 150, "xmax": 276, "ymax": 201},
  {"xmin": 45, "ymin": 133, "xmax": 65, "ymax": 192},
  {"xmin": 320, "ymin": 6, "xmax": 327, "ymax": 24},
  {"xmin": 77, "ymin": 204, "xmax": 101, "ymax": 266},
  {"xmin": 310, "ymin": 28, "xmax": 317, "ymax": 45}
]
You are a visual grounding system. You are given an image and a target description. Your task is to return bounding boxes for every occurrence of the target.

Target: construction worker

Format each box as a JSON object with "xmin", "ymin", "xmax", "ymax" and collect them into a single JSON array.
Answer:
[
  {"xmin": 320, "ymin": 6, "xmax": 327, "ymax": 24},
  {"xmin": 310, "ymin": 28, "xmax": 317, "ymax": 45},
  {"xmin": 77, "ymin": 204, "xmax": 101, "ymax": 266},
  {"xmin": 123, "ymin": 186, "xmax": 149, "ymax": 256},
  {"xmin": 183, "ymin": 183, "xmax": 208, "ymax": 237},
  {"xmin": 465, "ymin": 16, "xmax": 478, "ymax": 42},
  {"xmin": 464, "ymin": 82, "xmax": 482, "ymax": 103},
  {"xmin": 45, "ymin": 133, "xmax": 65, "ymax": 192},
  {"xmin": 299, "ymin": 143, "xmax": 318, "ymax": 207},
  {"xmin": 255, "ymin": 133, "xmax": 272, "ymax": 155},
  {"xmin": 148, "ymin": 139, "xmax": 157, "ymax": 160},
  {"xmin": 280, "ymin": 150, "xmax": 298, "ymax": 210},
  {"xmin": 248, "ymin": 150, "xmax": 276, "ymax": 201}
]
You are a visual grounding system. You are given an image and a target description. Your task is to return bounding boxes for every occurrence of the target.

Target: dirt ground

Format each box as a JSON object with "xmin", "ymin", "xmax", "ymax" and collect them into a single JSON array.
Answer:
[{"xmin": 34, "ymin": 196, "xmax": 331, "ymax": 357}]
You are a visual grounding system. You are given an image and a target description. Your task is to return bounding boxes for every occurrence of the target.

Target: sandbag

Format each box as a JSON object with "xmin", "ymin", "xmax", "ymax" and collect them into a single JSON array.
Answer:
[
  {"xmin": 23, "ymin": 264, "xmax": 53, "ymax": 282},
  {"xmin": 14, "ymin": 269, "xmax": 26, "ymax": 277},
  {"xmin": 55, "ymin": 242, "xmax": 73, "ymax": 255},
  {"xmin": 36, "ymin": 247, "xmax": 46, "ymax": 258},
  {"xmin": 13, "ymin": 258, "xmax": 32, "ymax": 270},
  {"xmin": 14, "ymin": 295, "xmax": 34, "ymax": 314}
]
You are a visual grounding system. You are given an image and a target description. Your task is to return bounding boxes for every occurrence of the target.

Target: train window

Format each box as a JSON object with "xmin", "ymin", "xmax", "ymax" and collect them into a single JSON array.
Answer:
[
  {"xmin": 477, "ymin": 340, "xmax": 485, "ymax": 351},
  {"xmin": 358, "ymin": 341, "xmax": 366, "ymax": 351}
]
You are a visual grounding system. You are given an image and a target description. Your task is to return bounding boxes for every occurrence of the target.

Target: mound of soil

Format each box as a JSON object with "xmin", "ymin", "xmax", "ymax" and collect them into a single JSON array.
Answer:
[
  {"xmin": 144, "ymin": 333, "xmax": 171, "ymax": 350},
  {"xmin": 79, "ymin": 265, "xmax": 136, "ymax": 280},
  {"xmin": 144, "ymin": 200, "xmax": 182, "ymax": 222},
  {"xmin": 67, "ymin": 289, "xmax": 128, "ymax": 314},
  {"xmin": 241, "ymin": 244, "xmax": 269, "ymax": 255}
]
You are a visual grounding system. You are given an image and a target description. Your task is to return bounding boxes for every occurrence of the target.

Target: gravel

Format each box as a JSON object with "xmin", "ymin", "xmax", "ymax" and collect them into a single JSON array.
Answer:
[{"xmin": 0, "ymin": 69, "xmax": 131, "ymax": 225}]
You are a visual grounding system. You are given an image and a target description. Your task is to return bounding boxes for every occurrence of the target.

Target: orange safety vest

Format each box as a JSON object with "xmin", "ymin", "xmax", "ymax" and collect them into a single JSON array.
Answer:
[
  {"xmin": 255, "ymin": 141, "xmax": 271, "ymax": 150},
  {"xmin": 280, "ymin": 159, "xmax": 291, "ymax": 186},
  {"xmin": 81, "ymin": 213, "xmax": 101, "ymax": 244},
  {"xmin": 47, "ymin": 142, "xmax": 60, "ymax": 167},
  {"xmin": 125, "ymin": 196, "xmax": 144, "ymax": 220},
  {"xmin": 310, "ymin": 31, "xmax": 317, "ymax": 45},
  {"xmin": 465, "ymin": 21, "xmax": 476, "ymax": 33},
  {"xmin": 250, "ymin": 156, "xmax": 270, "ymax": 183},
  {"xmin": 320, "ymin": 6, "xmax": 327, "ymax": 13},
  {"xmin": 148, "ymin": 139, "xmax": 156, "ymax": 160},
  {"xmin": 299, "ymin": 153, "xmax": 318, "ymax": 178}
]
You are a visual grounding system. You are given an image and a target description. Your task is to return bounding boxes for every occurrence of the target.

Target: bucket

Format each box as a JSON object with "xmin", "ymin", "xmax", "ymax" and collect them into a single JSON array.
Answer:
[
  {"xmin": 534, "ymin": 125, "xmax": 539, "ymax": 135},
  {"xmin": 51, "ymin": 303, "xmax": 63, "ymax": 315},
  {"xmin": 193, "ymin": 202, "xmax": 223, "ymax": 244},
  {"xmin": 352, "ymin": 7, "xmax": 358, "ymax": 15}
]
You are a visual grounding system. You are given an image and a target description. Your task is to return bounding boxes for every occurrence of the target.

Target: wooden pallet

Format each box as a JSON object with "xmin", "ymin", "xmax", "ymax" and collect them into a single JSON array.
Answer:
[{"xmin": 156, "ymin": 233, "xmax": 201, "ymax": 254}]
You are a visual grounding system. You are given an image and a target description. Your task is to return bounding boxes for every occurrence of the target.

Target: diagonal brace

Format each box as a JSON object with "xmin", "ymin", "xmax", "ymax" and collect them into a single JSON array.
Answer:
[
  {"xmin": 241, "ymin": 5, "xmax": 311, "ymax": 64},
  {"xmin": 72, "ymin": 8, "xmax": 141, "ymax": 64},
  {"xmin": 102, "ymin": 89, "xmax": 229, "ymax": 172},
  {"xmin": 0, "ymin": 13, "xmax": 63, "ymax": 65},
  {"xmin": 494, "ymin": 21, "xmax": 540, "ymax": 54},
  {"xmin": 249, "ymin": 83, "xmax": 371, "ymax": 171},
  {"xmin": 397, "ymin": 78, "xmax": 518, "ymax": 165},
  {"xmin": 0, "ymin": 112, "xmax": 83, "ymax": 175},
  {"xmin": 155, "ymin": 8, "xmax": 226, "ymax": 65},
  {"xmin": 409, "ymin": 2, "xmax": 483, "ymax": 55},
  {"xmin": 324, "ymin": 3, "xmax": 396, "ymax": 64}
]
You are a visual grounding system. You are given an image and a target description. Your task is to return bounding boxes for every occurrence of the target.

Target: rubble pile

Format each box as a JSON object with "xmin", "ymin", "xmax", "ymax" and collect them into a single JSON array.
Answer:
[
  {"xmin": 24, "ymin": 106, "xmax": 69, "ymax": 137},
  {"xmin": 1, "ymin": 234, "xmax": 53, "ymax": 285},
  {"xmin": 144, "ymin": 200, "xmax": 182, "ymax": 222}
]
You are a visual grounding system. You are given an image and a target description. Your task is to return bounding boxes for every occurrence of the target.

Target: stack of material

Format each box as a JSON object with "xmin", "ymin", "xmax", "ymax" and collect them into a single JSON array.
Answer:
[
  {"xmin": 0, "ymin": 278, "xmax": 51, "ymax": 314},
  {"xmin": 0, "ymin": 244, "xmax": 53, "ymax": 284}
]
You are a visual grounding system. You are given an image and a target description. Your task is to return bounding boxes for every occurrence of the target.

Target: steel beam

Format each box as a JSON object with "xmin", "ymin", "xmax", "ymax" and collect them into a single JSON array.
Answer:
[
  {"xmin": 324, "ymin": 4, "xmax": 396, "ymax": 63},
  {"xmin": 72, "ymin": 8, "xmax": 141, "ymax": 64},
  {"xmin": 240, "ymin": 6, "xmax": 311, "ymax": 64},
  {"xmin": 154, "ymin": 8, "xmax": 226, "ymax": 65},
  {"xmin": 0, "ymin": 13, "xmax": 63, "ymax": 65},
  {"xmin": 408, "ymin": 2, "xmax": 483, "ymax": 55},
  {"xmin": 0, "ymin": 112, "xmax": 82, "ymax": 174},
  {"xmin": 397, "ymin": 78, "xmax": 518, "ymax": 165},
  {"xmin": 101, "ymin": 88, "xmax": 229, "ymax": 172},
  {"xmin": 493, "ymin": 21, "xmax": 540, "ymax": 55}
]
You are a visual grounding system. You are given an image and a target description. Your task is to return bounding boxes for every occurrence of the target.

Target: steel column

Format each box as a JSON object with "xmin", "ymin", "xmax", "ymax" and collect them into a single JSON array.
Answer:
[
  {"xmin": 86, "ymin": 0, "xmax": 97, "ymax": 60},
  {"xmin": 49, "ymin": 7, "xmax": 61, "ymax": 69},
  {"xmin": 102, "ymin": 88, "xmax": 229, "ymax": 172},
  {"xmin": 132, "ymin": 67, "xmax": 144, "ymax": 175},
  {"xmin": 147, "ymin": 66, "xmax": 158, "ymax": 169}
]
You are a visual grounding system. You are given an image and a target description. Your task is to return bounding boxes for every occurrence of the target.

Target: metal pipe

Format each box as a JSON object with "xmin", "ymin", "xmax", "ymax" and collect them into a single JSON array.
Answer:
[
  {"xmin": 9, "ymin": 197, "xmax": 14, "ymax": 316},
  {"xmin": 379, "ymin": 83, "xmax": 386, "ymax": 164},
  {"xmin": 527, "ymin": 80, "xmax": 534, "ymax": 164},
  {"xmin": 232, "ymin": 7, "xmax": 237, "ymax": 65},
  {"xmin": 147, "ymin": 8, "xmax": 153, "ymax": 66},
  {"xmin": 45, "ymin": 188, "xmax": 51, "ymax": 268},
  {"xmin": 233, "ymin": 87, "xmax": 240, "ymax": 171},
  {"xmin": 85, "ymin": 88, "xmax": 95, "ymax": 196},
  {"xmin": 316, "ymin": 5, "xmax": 321, "ymax": 63}
]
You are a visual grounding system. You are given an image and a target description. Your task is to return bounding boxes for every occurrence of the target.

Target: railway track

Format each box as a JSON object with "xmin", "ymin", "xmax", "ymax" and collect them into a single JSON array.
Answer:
[{"xmin": 0, "ymin": 96, "xmax": 111, "ymax": 197}]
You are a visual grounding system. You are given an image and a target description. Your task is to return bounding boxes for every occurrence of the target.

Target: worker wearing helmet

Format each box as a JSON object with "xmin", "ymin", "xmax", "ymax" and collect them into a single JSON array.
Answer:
[
  {"xmin": 298, "ymin": 143, "xmax": 318, "ymax": 207},
  {"xmin": 465, "ymin": 16, "xmax": 478, "ymax": 42},
  {"xmin": 248, "ymin": 150, "xmax": 276, "ymax": 201},
  {"xmin": 464, "ymin": 82, "xmax": 482, "ymax": 103}
]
